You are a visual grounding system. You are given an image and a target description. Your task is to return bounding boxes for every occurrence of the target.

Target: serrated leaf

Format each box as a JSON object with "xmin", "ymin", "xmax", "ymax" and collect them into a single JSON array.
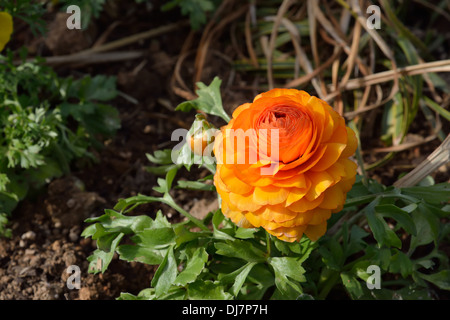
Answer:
[
  {"xmin": 401, "ymin": 183, "xmax": 450, "ymax": 204},
  {"xmin": 269, "ymin": 257, "xmax": 305, "ymax": 296},
  {"xmin": 176, "ymin": 180, "xmax": 215, "ymax": 191},
  {"xmin": 87, "ymin": 233, "xmax": 124, "ymax": 274},
  {"xmin": 366, "ymin": 209, "xmax": 402, "ymax": 249},
  {"xmin": 375, "ymin": 204, "xmax": 417, "ymax": 236},
  {"xmin": 212, "ymin": 210, "xmax": 235, "ymax": 241},
  {"xmin": 214, "ymin": 239, "xmax": 266, "ymax": 262},
  {"xmin": 410, "ymin": 204, "xmax": 440, "ymax": 250},
  {"xmin": 418, "ymin": 270, "xmax": 450, "ymax": 290},
  {"xmin": 176, "ymin": 77, "xmax": 230, "ymax": 122},
  {"xmin": 389, "ymin": 250, "xmax": 414, "ymax": 278},
  {"xmin": 235, "ymin": 227, "xmax": 258, "ymax": 239},
  {"xmin": 117, "ymin": 244, "xmax": 166, "ymax": 265},
  {"xmin": 146, "ymin": 149, "xmax": 174, "ymax": 165},
  {"xmin": 132, "ymin": 227, "xmax": 176, "ymax": 249},
  {"xmin": 187, "ymin": 280, "xmax": 233, "ymax": 300},
  {"xmin": 219, "ymin": 261, "xmax": 257, "ymax": 296},
  {"xmin": 174, "ymin": 247, "xmax": 208, "ymax": 286},
  {"xmin": 341, "ymin": 272, "xmax": 365, "ymax": 299},
  {"xmin": 151, "ymin": 245, "xmax": 177, "ymax": 298}
]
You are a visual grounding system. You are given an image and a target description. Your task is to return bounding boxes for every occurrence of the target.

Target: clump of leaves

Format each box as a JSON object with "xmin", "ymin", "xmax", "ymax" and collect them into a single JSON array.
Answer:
[
  {"xmin": 0, "ymin": 0, "xmax": 47, "ymax": 35},
  {"xmin": 83, "ymin": 78, "xmax": 450, "ymax": 300},
  {"xmin": 161, "ymin": 0, "xmax": 220, "ymax": 30},
  {"xmin": 0, "ymin": 53, "xmax": 120, "ymax": 236}
]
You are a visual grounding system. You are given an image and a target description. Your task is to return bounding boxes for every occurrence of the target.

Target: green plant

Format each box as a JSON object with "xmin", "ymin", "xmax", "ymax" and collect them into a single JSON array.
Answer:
[
  {"xmin": 0, "ymin": 0, "xmax": 46, "ymax": 35},
  {"xmin": 0, "ymin": 52, "xmax": 120, "ymax": 236},
  {"xmin": 83, "ymin": 78, "xmax": 450, "ymax": 300},
  {"xmin": 161, "ymin": 0, "xmax": 220, "ymax": 30}
]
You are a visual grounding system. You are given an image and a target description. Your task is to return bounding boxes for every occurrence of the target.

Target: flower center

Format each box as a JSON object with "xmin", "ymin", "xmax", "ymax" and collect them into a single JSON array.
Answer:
[{"xmin": 256, "ymin": 105, "xmax": 313, "ymax": 163}]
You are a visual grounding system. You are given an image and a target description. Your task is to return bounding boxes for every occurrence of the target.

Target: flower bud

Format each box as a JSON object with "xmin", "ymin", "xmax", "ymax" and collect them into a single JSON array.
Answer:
[{"xmin": 187, "ymin": 114, "xmax": 217, "ymax": 156}]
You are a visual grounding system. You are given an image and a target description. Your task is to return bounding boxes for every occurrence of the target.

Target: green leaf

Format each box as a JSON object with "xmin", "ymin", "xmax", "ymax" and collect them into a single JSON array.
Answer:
[
  {"xmin": 174, "ymin": 247, "xmax": 208, "ymax": 286},
  {"xmin": 235, "ymin": 227, "xmax": 258, "ymax": 239},
  {"xmin": 146, "ymin": 149, "xmax": 174, "ymax": 165},
  {"xmin": 219, "ymin": 262, "xmax": 257, "ymax": 296},
  {"xmin": 410, "ymin": 204, "xmax": 440, "ymax": 250},
  {"xmin": 341, "ymin": 272, "xmax": 365, "ymax": 299},
  {"xmin": 76, "ymin": 75, "xmax": 117, "ymax": 102},
  {"xmin": 83, "ymin": 209, "xmax": 154, "ymax": 235},
  {"xmin": 177, "ymin": 180, "xmax": 215, "ymax": 191},
  {"xmin": 187, "ymin": 280, "xmax": 233, "ymax": 300},
  {"xmin": 176, "ymin": 77, "xmax": 231, "ymax": 122},
  {"xmin": 418, "ymin": 270, "xmax": 450, "ymax": 290},
  {"xmin": 268, "ymin": 257, "xmax": 306, "ymax": 296},
  {"xmin": 173, "ymin": 224, "xmax": 210, "ymax": 247},
  {"xmin": 151, "ymin": 245, "xmax": 177, "ymax": 298},
  {"xmin": 161, "ymin": 0, "xmax": 216, "ymax": 30},
  {"xmin": 215, "ymin": 239, "xmax": 266, "ymax": 262},
  {"xmin": 212, "ymin": 210, "xmax": 235, "ymax": 241},
  {"xmin": 401, "ymin": 183, "xmax": 450, "ymax": 204},
  {"xmin": 375, "ymin": 204, "xmax": 417, "ymax": 236},
  {"xmin": 117, "ymin": 244, "xmax": 166, "ymax": 265},
  {"xmin": 87, "ymin": 233, "xmax": 124, "ymax": 274},
  {"xmin": 153, "ymin": 167, "xmax": 178, "ymax": 194},
  {"xmin": 132, "ymin": 227, "xmax": 176, "ymax": 249},
  {"xmin": 389, "ymin": 250, "xmax": 414, "ymax": 278},
  {"xmin": 366, "ymin": 209, "xmax": 402, "ymax": 249}
]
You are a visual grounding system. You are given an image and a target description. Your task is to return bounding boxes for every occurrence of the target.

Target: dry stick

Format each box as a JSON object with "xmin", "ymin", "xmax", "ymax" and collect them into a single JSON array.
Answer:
[
  {"xmin": 284, "ymin": 47, "xmax": 342, "ymax": 88},
  {"xmin": 350, "ymin": 0, "xmax": 400, "ymax": 121},
  {"xmin": 92, "ymin": 20, "xmax": 122, "ymax": 48},
  {"xmin": 334, "ymin": 21, "xmax": 362, "ymax": 115},
  {"xmin": 332, "ymin": 60, "xmax": 450, "ymax": 91},
  {"xmin": 373, "ymin": 135, "xmax": 437, "ymax": 153},
  {"xmin": 308, "ymin": 0, "xmax": 332, "ymax": 97},
  {"xmin": 43, "ymin": 51, "xmax": 145, "ymax": 66},
  {"xmin": 81, "ymin": 21, "xmax": 189, "ymax": 55},
  {"xmin": 307, "ymin": 0, "xmax": 322, "ymax": 93},
  {"xmin": 194, "ymin": 2, "xmax": 248, "ymax": 84},
  {"xmin": 394, "ymin": 134, "xmax": 450, "ymax": 188},
  {"xmin": 266, "ymin": 0, "xmax": 294, "ymax": 90},
  {"xmin": 341, "ymin": 22, "xmax": 361, "ymax": 88},
  {"xmin": 245, "ymin": 9, "xmax": 259, "ymax": 68},
  {"xmin": 37, "ymin": 21, "xmax": 188, "ymax": 66}
]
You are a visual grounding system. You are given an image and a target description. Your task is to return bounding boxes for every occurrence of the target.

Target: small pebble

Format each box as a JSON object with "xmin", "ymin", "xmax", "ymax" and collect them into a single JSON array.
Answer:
[{"xmin": 21, "ymin": 231, "xmax": 36, "ymax": 241}]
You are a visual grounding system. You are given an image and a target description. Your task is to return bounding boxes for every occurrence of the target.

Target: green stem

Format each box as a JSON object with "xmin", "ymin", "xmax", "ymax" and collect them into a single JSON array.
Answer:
[
  {"xmin": 318, "ymin": 271, "xmax": 340, "ymax": 300},
  {"xmin": 266, "ymin": 232, "xmax": 272, "ymax": 257},
  {"xmin": 162, "ymin": 193, "xmax": 210, "ymax": 232}
]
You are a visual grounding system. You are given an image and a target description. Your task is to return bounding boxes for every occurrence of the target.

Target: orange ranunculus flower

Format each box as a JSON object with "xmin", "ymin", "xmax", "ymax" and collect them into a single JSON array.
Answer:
[{"xmin": 213, "ymin": 88, "xmax": 358, "ymax": 242}]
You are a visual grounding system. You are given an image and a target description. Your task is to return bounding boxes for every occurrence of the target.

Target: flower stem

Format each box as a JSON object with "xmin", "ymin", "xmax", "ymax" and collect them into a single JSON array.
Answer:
[
  {"xmin": 266, "ymin": 232, "xmax": 272, "ymax": 257},
  {"xmin": 162, "ymin": 193, "xmax": 210, "ymax": 232}
]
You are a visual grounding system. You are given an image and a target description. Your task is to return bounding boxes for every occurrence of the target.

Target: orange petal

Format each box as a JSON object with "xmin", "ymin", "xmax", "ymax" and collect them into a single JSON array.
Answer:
[
  {"xmin": 340, "ymin": 127, "xmax": 358, "ymax": 159},
  {"xmin": 220, "ymin": 165, "xmax": 253, "ymax": 195},
  {"xmin": 288, "ymin": 193, "xmax": 324, "ymax": 212},
  {"xmin": 311, "ymin": 143, "xmax": 346, "ymax": 172},
  {"xmin": 305, "ymin": 170, "xmax": 334, "ymax": 200},
  {"xmin": 229, "ymin": 191, "xmax": 262, "ymax": 212},
  {"xmin": 319, "ymin": 184, "xmax": 344, "ymax": 210},
  {"xmin": 304, "ymin": 222, "xmax": 327, "ymax": 241},
  {"xmin": 273, "ymin": 173, "xmax": 307, "ymax": 188},
  {"xmin": 308, "ymin": 208, "xmax": 332, "ymax": 225},
  {"xmin": 259, "ymin": 204, "xmax": 297, "ymax": 223},
  {"xmin": 253, "ymin": 185, "xmax": 289, "ymax": 205}
]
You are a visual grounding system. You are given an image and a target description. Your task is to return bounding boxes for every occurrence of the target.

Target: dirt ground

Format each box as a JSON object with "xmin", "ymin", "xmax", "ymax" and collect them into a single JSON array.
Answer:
[{"xmin": 0, "ymin": 2, "xmax": 448, "ymax": 300}]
